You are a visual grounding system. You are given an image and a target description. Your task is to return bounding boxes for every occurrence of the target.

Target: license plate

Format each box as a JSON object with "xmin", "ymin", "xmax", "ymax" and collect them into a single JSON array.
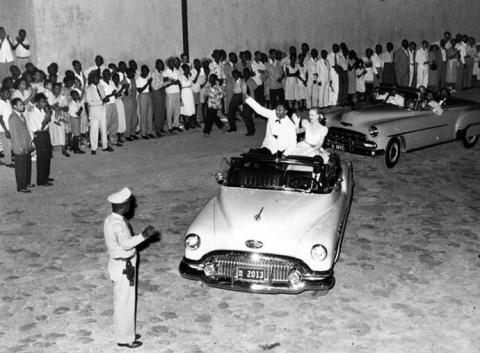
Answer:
[
  {"xmin": 334, "ymin": 144, "xmax": 345, "ymax": 151},
  {"xmin": 237, "ymin": 268, "xmax": 265, "ymax": 281}
]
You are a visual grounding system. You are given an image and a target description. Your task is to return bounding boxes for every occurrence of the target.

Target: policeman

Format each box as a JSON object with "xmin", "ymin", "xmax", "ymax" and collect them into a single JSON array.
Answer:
[{"xmin": 103, "ymin": 187, "xmax": 158, "ymax": 349}]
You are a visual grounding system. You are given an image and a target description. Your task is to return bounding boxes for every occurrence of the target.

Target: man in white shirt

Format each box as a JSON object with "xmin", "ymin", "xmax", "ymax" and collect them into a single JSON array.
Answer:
[
  {"xmin": 245, "ymin": 95, "xmax": 298, "ymax": 155},
  {"xmin": 164, "ymin": 57, "xmax": 181, "ymax": 132},
  {"xmin": 416, "ymin": 41, "xmax": 430, "ymax": 88},
  {"xmin": 12, "ymin": 29, "xmax": 30, "ymax": 69},
  {"xmin": 0, "ymin": 87, "xmax": 13, "ymax": 167},
  {"xmin": 85, "ymin": 55, "xmax": 107, "ymax": 77},
  {"xmin": 0, "ymin": 27, "xmax": 14, "ymax": 81},
  {"xmin": 456, "ymin": 34, "xmax": 468, "ymax": 90},
  {"xmin": 103, "ymin": 187, "xmax": 158, "ymax": 349},
  {"xmin": 251, "ymin": 51, "xmax": 266, "ymax": 105},
  {"xmin": 135, "ymin": 65, "xmax": 154, "ymax": 138},
  {"xmin": 85, "ymin": 72, "xmax": 111, "ymax": 154},
  {"xmin": 100, "ymin": 69, "xmax": 120, "ymax": 145},
  {"xmin": 372, "ymin": 45, "xmax": 384, "ymax": 86},
  {"xmin": 318, "ymin": 50, "xmax": 331, "ymax": 108},
  {"xmin": 306, "ymin": 49, "xmax": 319, "ymax": 108},
  {"xmin": 327, "ymin": 44, "xmax": 341, "ymax": 106}
]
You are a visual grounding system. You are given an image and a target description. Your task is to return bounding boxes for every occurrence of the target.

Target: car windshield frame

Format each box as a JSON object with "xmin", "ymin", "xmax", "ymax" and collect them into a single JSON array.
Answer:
[{"xmin": 224, "ymin": 152, "xmax": 342, "ymax": 194}]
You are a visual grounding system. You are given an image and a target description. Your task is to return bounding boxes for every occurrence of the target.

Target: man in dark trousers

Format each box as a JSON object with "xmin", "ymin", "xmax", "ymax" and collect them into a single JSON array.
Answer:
[
  {"xmin": 394, "ymin": 39, "xmax": 410, "ymax": 87},
  {"xmin": 28, "ymin": 93, "xmax": 54, "ymax": 186},
  {"xmin": 103, "ymin": 187, "xmax": 159, "ymax": 349},
  {"xmin": 9, "ymin": 98, "xmax": 33, "ymax": 193}
]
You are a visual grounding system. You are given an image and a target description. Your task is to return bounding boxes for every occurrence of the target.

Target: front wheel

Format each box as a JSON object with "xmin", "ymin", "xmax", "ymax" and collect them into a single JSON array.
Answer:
[
  {"xmin": 462, "ymin": 133, "xmax": 478, "ymax": 148},
  {"xmin": 385, "ymin": 138, "xmax": 401, "ymax": 169}
]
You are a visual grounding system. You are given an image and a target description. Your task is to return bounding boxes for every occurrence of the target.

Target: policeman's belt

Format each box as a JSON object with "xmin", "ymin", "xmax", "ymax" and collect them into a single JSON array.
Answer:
[{"xmin": 114, "ymin": 255, "xmax": 135, "ymax": 261}]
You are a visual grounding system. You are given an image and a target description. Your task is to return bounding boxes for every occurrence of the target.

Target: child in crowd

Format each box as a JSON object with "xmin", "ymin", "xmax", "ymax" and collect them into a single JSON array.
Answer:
[
  {"xmin": 68, "ymin": 90, "xmax": 85, "ymax": 154},
  {"xmin": 356, "ymin": 59, "xmax": 367, "ymax": 101}
]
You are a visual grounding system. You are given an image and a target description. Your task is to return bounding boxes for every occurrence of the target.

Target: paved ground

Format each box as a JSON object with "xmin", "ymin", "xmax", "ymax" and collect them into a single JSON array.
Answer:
[{"xmin": 1, "ymin": 92, "xmax": 479, "ymax": 353}]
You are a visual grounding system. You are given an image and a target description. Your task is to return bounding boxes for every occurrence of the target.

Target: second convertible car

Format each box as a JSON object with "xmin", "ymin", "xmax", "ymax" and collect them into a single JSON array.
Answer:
[
  {"xmin": 179, "ymin": 151, "xmax": 353, "ymax": 295},
  {"xmin": 325, "ymin": 85, "xmax": 480, "ymax": 168}
]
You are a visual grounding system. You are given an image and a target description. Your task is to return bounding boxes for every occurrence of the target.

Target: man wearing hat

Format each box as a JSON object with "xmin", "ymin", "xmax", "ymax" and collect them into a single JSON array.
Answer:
[{"xmin": 104, "ymin": 187, "xmax": 158, "ymax": 349}]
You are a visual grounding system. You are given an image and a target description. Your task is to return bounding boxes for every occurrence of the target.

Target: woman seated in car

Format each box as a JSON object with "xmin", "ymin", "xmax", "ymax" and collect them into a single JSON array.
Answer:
[{"xmin": 285, "ymin": 107, "xmax": 330, "ymax": 161}]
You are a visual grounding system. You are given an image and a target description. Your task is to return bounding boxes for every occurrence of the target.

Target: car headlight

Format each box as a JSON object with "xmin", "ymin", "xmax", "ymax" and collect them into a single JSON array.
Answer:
[
  {"xmin": 185, "ymin": 233, "xmax": 201, "ymax": 250},
  {"xmin": 311, "ymin": 244, "xmax": 327, "ymax": 261},
  {"xmin": 369, "ymin": 126, "xmax": 378, "ymax": 137}
]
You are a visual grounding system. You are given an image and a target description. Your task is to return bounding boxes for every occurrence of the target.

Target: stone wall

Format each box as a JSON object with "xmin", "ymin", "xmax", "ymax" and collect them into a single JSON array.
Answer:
[{"xmin": 0, "ymin": 0, "xmax": 479, "ymax": 71}]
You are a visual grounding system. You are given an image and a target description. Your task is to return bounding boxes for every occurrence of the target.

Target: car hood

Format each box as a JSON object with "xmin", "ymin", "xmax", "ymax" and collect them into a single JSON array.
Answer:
[
  {"xmin": 212, "ymin": 186, "xmax": 335, "ymax": 248},
  {"xmin": 340, "ymin": 103, "xmax": 415, "ymax": 126}
]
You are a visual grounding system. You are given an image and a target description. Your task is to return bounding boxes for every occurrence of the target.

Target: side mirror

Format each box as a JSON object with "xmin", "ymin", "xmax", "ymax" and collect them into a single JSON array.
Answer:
[{"xmin": 215, "ymin": 172, "xmax": 225, "ymax": 185}]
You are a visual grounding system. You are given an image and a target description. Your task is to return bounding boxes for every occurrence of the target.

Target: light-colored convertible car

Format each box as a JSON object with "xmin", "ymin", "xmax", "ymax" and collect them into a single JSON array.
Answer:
[
  {"xmin": 179, "ymin": 151, "xmax": 353, "ymax": 295},
  {"xmin": 325, "ymin": 86, "xmax": 480, "ymax": 168}
]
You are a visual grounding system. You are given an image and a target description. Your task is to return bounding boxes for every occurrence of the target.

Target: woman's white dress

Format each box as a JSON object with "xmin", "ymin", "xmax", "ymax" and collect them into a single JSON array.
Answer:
[
  {"xmin": 48, "ymin": 93, "xmax": 68, "ymax": 146},
  {"xmin": 180, "ymin": 74, "xmax": 195, "ymax": 116}
]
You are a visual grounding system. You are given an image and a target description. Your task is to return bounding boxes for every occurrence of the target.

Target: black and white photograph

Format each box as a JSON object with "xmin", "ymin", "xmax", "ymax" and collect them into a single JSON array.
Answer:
[{"xmin": 0, "ymin": 0, "xmax": 479, "ymax": 352}]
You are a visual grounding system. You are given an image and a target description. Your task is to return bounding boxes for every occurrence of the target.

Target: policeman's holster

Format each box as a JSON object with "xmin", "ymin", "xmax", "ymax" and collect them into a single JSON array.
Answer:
[{"xmin": 122, "ymin": 259, "xmax": 135, "ymax": 286}]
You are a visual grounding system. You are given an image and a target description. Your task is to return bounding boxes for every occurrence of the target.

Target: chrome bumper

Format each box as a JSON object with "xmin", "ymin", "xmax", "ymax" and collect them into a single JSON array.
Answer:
[
  {"xmin": 179, "ymin": 253, "xmax": 335, "ymax": 295},
  {"xmin": 326, "ymin": 128, "xmax": 383, "ymax": 156}
]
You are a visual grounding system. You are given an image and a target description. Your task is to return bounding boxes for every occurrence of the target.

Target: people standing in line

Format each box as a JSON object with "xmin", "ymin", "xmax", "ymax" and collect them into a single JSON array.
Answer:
[
  {"xmin": 408, "ymin": 42, "xmax": 417, "ymax": 87},
  {"xmin": 151, "ymin": 59, "xmax": 166, "ymax": 136},
  {"xmin": 100, "ymin": 69, "xmax": 121, "ymax": 145},
  {"xmin": 394, "ymin": 39, "xmax": 410, "ymax": 87},
  {"xmin": 372, "ymin": 44, "xmax": 383, "ymax": 87},
  {"xmin": 164, "ymin": 57, "xmax": 182, "ymax": 133},
  {"xmin": 0, "ymin": 87, "xmax": 14, "ymax": 167},
  {"xmin": 0, "ymin": 27, "xmax": 14, "ymax": 81},
  {"xmin": 416, "ymin": 40, "xmax": 430, "ymax": 88},
  {"xmin": 305, "ymin": 49, "xmax": 319, "ymax": 109},
  {"xmin": 9, "ymin": 98, "xmax": 33, "ymax": 192},
  {"xmin": 112, "ymin": 72, "xmax": 127, "ymax": 143},
  {"xmin": 122, "ymin": 69, "xmax": 138, "ymax": 140},
  {"xmin": 103, "ymin": 187, "xmax": 159, "ymax": 349},
  {"xmin": 317, "ymin": 50, "xmax": 331, "ymax": 108},
  {"xmin": 445, "ymin": 39, "xmax": 458, "ymax": 90},
  {"xmin": 347, "ymin": 50, "xmax": 357, "ymax": 106},
  {"xmin": 179, "ymin": 64, "xmax": 195, "ymax": 130},
  {"xmin": 191, "ymin": 58, "xmax": 206, "ymax": 127},
  {"xmin": 27, "ymin": 93, "xmax": 54, "ymax": 186},
  {"xmin": 203, "ymin": 74, "xmax": 225, "ymax": 137},
  {"xmin": 284, "ymin": 55, "xmax": 299, "ymax": 110},
  {"xmin": 382, "ymin": 42, "xmax": 395, "ymax": 85},
  {"xmin": 12, "ymin": 29, "xmax": 30, "ymax": 70},
  {"xmin": 85, "ymin": 72, "xmax": 112, "ymax": 154},
  {"xmin": 48, "ymin": 82, "xmax": 70, "ymax": 157},
  {"xmin": 241, "ymin": 68, "xmax": 257, "ymax": 136},
  {"xmin": 67, "ymin": 90, "xmax": 85, "ymax": 154}
]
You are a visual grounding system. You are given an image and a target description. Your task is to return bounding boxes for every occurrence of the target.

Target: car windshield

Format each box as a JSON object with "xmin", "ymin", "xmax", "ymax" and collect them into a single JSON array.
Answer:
[{"xmin": 225, "ymin": 153, "xmax": 341, "ymax": 194}]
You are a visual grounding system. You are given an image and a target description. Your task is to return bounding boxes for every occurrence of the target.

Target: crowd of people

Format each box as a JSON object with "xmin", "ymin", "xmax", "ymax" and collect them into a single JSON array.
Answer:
[{"xmin": 1, "ymin": 26, "xmax": 480, "ymax": 193}]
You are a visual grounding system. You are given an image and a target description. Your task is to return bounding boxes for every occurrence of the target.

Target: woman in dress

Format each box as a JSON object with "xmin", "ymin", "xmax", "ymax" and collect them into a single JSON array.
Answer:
[
  {"xmin": 284, "ymin": 55, "xmax": 299, "ymax": 110},
  {"xmin": 180, "ymin": 64, "xmax": 195, "ymax": 130},
  {"xmin": 12, "ymin": 77, "xmax": 36, "ymax": 111},
  {"xmin": 112, "ymin": 72, "xmax": 127, "ymax": 141},
  {"xmin": 286, "ymin": 107, "xmax": 329, "ymax": 160},
  {"xmin": 347, "ymin": 50, "xmax": 357, "ymax": 106},
  {"xmin": 296, "ymin": 54, "xmax": 308, "ymax": 111},
  {"xmin": 363, "ymin": 48, "xmax": 375, "ymax": 100},
  {"xmin": 445, "ymin": 39, "xmax": 458, "ymax": 89},
  {"xmin": 48, "ymin": 82, "xmax": 70, "ymax": 157}
]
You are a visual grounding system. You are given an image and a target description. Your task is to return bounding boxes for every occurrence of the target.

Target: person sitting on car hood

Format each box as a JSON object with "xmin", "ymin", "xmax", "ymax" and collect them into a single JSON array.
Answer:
[{"xmin": 245, "ymin": 94, "xmax": 299, "ymax": 155}]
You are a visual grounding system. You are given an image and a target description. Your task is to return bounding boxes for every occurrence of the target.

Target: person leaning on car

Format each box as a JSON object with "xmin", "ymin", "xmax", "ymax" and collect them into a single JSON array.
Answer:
[
  {"xmin": 103, "ymin": 187, "xmax": 159, "ymax": 349},
  {"xmin": 244, "ymin": 94, "xmax": 298, "ymax": 155}
]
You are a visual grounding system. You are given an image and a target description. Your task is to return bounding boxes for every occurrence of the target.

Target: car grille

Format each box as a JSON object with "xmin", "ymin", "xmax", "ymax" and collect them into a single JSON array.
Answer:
[
  {"xmin": 327, "ymin": 127, "xmax": 366, "ymax": 145},
  {"xmin": 203, "ymin": 251, "xmax": 309, "ymax": 283}
]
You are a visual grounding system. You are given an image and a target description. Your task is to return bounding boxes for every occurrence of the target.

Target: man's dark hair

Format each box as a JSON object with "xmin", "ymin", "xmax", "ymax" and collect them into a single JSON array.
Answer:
[
  {"xmin": 34, "ymin": 93, "xmax": 47, "ymax": 102},
  {"xmin": 11, "ymin": 97, "xmax": 22, "ymax": 107}
]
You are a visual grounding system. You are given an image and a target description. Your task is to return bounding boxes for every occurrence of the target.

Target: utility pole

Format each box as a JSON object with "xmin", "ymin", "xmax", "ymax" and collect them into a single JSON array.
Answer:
[{"xmin": 181, "ymin": 0, "xmax": 189, "ymax": 57}]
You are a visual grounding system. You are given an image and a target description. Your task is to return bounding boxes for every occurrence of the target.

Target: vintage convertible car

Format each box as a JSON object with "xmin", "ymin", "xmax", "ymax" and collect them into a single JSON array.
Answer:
[
  {"xmin": 179, "ymin": 151, "xmax": 354, "ymax": 294},
  {"xmin": 325, "ymin": 85, "xmax": 480, "ymax": 168}
]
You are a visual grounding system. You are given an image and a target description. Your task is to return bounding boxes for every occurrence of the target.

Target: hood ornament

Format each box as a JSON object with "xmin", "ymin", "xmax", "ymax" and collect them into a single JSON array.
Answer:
[
  {"xmin": 254, "ymin": 207, "xmax": 264, "ymax": 221},
  {"xmin": 246, "ymin": 240, "xmax": 263, "ymax": 249}
]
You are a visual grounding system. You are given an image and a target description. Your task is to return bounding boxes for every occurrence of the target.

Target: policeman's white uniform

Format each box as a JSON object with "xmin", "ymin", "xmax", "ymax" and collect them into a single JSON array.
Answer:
[{"xmin": 104, "ymin": 188, "xmax": 146, "ymax": 345}]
